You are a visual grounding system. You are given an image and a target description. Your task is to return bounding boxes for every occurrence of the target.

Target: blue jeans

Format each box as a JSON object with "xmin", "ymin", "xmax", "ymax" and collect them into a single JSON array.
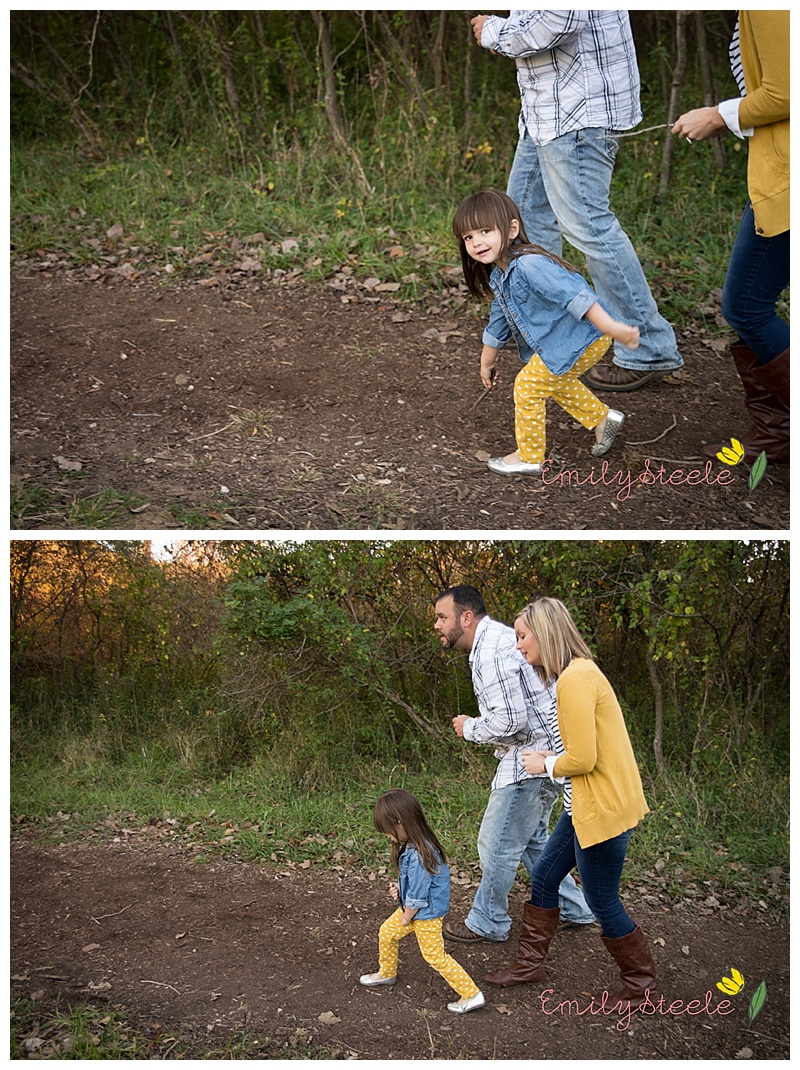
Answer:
[
  {"xmin": 529, "ymin": 810, "xmax": 635, "ymax": 940},
  {"xmin": 466, "ymin": 778, "xmax": 595, "ymax": 940},
  {"xmin": 721, "ymin": 202, "xmax": 790, "ymax": 364},
  {"xmin": 507, "ymin": 128, "xmax": 683, "ymax": 373}
]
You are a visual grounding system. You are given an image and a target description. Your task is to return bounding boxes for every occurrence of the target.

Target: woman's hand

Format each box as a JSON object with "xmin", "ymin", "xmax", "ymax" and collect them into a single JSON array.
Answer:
[
  {"xmin": 672, "ymin": 106, "xmax": 727, "ymax": 142},
  {"xmin": 389, "ymin": 881, "xmax": 399, "ymax": 901},
  {"xmin": 522, "ymin": 749, "xmax": 556, "ymax": 776}
]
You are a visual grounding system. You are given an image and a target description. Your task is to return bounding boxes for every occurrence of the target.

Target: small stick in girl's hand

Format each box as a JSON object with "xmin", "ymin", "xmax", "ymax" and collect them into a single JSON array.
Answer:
[{"xmin": 471, "ymin": 366, "xmax": 496, "ymax": 410}]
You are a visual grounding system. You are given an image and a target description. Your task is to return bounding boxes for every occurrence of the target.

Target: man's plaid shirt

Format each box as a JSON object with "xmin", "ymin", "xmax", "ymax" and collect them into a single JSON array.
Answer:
[
  {"xmin": 464, "ymin": 615, "xmax": 557, "ymax": 790},
  {"xmin": 481, "ymin": 10, "xmax": 642, "ymax": 147}
]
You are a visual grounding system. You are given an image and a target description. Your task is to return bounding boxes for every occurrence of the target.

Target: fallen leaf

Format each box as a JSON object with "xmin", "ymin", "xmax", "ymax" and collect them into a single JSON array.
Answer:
[
  {"xmin": 318, "ymin": 1011, "xmax": 341, "ymax": 1025},
  {"xmin": 82, "ymin": 943, "xmax": 101, "ymax": 953},
  {"xmin": 54, "ymin": 455, "xmax": 83, "ymax": 472},
  {"xmin": 495, "ymin": 1004, "xmax": 513, "ymax": 1015}
]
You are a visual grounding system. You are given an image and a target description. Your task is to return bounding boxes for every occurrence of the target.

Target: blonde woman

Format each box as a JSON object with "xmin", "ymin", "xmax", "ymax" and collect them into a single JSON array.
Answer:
[{"xmin": 484, "ymin": 597, "xmax": 656, "ymax": 1012}]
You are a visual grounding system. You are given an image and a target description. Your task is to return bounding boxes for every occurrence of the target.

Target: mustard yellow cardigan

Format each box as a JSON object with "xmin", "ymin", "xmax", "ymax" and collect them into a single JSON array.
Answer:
[
  {"xmin": 738, "ymin": 10, "xmax": 790, "ymax": 237},
  {"xmin": 552, "ymin": 659, "xmax": 649, "ymax": 849}
]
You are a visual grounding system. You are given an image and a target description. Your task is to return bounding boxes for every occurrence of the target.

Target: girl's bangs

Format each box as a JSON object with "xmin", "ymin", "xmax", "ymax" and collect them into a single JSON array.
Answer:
[{"xmin": 455, "ymin": 205, "xmax": 497, "ymax": 236}]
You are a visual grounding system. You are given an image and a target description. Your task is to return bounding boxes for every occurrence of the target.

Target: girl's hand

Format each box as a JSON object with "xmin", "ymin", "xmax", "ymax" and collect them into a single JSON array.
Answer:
[
  {"xmin": 522, "ymin": 749, "xmax": 555, "ymax": 776},
  {"xmin": 389, "ymin": 881, "xmax": 399, "ymax": 901},
  {"xmin": 480, "ymin": 345, "xmax": 500, "ymax": 389},
  {"xmin": 614, "ymin": 324, "xmax": 640, "ymax": 350}
]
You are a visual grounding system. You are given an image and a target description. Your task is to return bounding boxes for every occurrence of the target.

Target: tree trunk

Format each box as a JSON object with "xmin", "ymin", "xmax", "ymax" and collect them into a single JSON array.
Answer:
[
  {"xmin": 659, "ymin": 10, "xmax": 689, "ymax": 197},
  {"xmin": 208, "ymin": 13, "xmax": 243, "ymax": 136},
  {"xmin": 695, "ymin": 11, "xmax": 727, "ymax": 170},
  {"xmin": 310, "ymin": 11, "xmax": 372, "ymax": 196},
  {"xmin": 646, "ymin": 647, "xmax": 666, "ymax": 773},
  {"xmin": 373, "ymin": 11, "xmax": 430, "ymax": 125}
]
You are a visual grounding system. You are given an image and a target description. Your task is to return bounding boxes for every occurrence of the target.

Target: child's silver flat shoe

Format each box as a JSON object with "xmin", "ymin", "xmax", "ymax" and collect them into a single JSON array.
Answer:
[
  {"xmin": 359, "ymin": 974, "xmax": 396, "ymax": 987},
  {"xmin": 591, "ymin": 409, "xmax": 625, "ymax": 457},
  {"xmin": 487, "ymin": 457, "xmax": 542, "ymax": 475},
  {"xmin": 448, "ymin": 991, "xmax": 486, "ymax": 1014}
]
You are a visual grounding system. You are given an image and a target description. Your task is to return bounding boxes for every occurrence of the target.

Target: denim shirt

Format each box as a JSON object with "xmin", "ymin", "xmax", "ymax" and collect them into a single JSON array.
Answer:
[
  {"xmin": 398, "ymin": 841, "xmax": 450, "ymax": 921},
  {"xmin": 483, "ymin": 251, "xmax": 603, "ymax": 376}
]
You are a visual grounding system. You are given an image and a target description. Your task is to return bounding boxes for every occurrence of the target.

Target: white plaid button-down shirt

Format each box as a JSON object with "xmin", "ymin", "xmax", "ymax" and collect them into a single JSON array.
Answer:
[
  {"xmin": 481, "ymin": 10, "xmax": 642, "ymax": 146},
  {"xmin": 465, "ymin": 615, "xmax": 558, "ymax": 790}
]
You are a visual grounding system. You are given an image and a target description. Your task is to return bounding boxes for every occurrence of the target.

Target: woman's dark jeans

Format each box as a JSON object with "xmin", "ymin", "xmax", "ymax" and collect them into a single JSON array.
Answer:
[
  {"xmin": 721, "ymin": 202, "xmax": 790, "ymax": 364},
  {"xmin": 529, "ymin": 810, "xmax": 635, "ymax": 940}
]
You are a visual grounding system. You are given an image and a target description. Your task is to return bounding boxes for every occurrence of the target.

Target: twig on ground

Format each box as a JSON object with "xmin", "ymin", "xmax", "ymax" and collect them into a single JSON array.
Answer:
[
  {"xmin": 186, "ymin": 421, "xmax": 237, "ymax": 443},
  {"xmin": 91, "ymin": 904, "xmax": 135, "ymax": 924},
  {"xmin": 626, "ymin": 415, "xmax": 678, "ymax": 445},
  {"xmin": 140, "ymin": 979, "xmax": 181, "ymax": 994}
]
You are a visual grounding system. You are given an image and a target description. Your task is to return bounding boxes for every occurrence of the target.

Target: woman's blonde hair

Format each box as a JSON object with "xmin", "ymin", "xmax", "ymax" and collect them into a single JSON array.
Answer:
[{"xmin": 515, "ymin": 597, "xmax": 594, "ymax": 685}]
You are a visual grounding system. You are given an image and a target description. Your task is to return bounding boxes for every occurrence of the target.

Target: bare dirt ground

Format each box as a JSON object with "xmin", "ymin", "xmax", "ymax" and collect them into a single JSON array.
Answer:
[
  {"xmin": 11, "ymin": 831, "xmax": 789, "ymax": 1060},
  {"xmin": 10, "ymin": 262, "xmax": 789, "ymax": 531}
]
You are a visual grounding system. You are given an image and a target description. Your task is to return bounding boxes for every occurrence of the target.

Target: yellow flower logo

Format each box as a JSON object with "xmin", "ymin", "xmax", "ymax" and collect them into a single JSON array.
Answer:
[
  {"xmin": 716, "ymin": 967, "xmax": 745, "ymax": 995},
  {"xmin": 716, "ymin": 438, "xmax": 745, "ymax": 466}
]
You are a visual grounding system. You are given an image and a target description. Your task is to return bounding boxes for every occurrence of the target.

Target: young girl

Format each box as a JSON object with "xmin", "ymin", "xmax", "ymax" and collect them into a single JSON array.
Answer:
[
  {"xmin": 453, "ymin": 190, "xmax": 640, "ymax": 475},
  {"xmin": 359, "ymin": 789, "xmax": 485, "ymax": 1014}
]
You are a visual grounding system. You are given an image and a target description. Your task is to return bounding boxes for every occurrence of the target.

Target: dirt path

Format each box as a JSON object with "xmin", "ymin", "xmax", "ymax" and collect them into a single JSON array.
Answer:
[
  {"xmin": 10, "ymin": 269, "xmax": 789, "ymax": 531},
  {"xmin": 11, "ymin": 836, "xmax": 788, "ymax": 1060}
]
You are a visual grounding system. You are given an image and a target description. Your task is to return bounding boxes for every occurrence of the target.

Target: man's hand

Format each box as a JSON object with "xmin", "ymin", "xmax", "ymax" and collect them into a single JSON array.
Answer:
[
  {"xmin": 471, "ymin": 15, "xmax": 489, "ymax": 46},
  {"xmin": 452, "ymin": 715, "xmax": 470, "ymax": 738}
]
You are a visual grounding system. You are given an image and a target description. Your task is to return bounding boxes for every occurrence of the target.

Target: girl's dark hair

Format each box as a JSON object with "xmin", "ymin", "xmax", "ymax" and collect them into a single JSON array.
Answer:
[
  {"xmin": 452, "ymin": 189, "xmax": 577, "ymax": 300},
  {"xmin": 373, "ymin": 789, "xmax": 447, "ymax": 875}
]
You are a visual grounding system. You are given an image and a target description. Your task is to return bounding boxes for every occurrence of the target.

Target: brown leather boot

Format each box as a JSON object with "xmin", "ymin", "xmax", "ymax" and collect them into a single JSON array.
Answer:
[
  {"xmin": 702, "ymin": 343, "xmax": 790, "ymax": 464},
  {"xmin": 484, "ymin": 903, "xmax": 560, "ymax": 987},
  {"xmin": 601, "ymin": 924, "xmax": 658, "ymax": 1011}
]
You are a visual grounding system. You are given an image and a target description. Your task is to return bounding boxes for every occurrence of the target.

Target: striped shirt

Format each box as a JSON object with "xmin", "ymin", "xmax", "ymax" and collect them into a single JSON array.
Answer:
[
  {"xmin": 465, "ymin": 615, "xmax": 558, "ymax": 790},
  {"xmin": 719, "ymin": 18, "xmax": 752, "ymax": 139},
  {"xmin": 480, "ymin": 10, "xmax": 642, "ymax": 147},
  {"xmin": 729, "ymin": 19, "xmax": 745, "ymax": 95},
  {"xmin": 545, "ymin": 691, "xmax": 571, "ymax": 814}
]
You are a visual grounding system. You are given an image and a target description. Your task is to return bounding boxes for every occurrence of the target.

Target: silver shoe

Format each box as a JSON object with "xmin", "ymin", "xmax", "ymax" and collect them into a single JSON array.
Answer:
[
  {"xmin": 487, "ymin": 456, "xmax": 542, "ymax": 475},
  {"xmin": 359, "ymin": 973, "xmax": 396, "ymax": 987},
  {"xmin": 591, "ymin": 409, "xmax": 625, "ymax": 457},
  {"xmin": 447, "ymin": 991, "xmax": 486, "ymax": 1014}
]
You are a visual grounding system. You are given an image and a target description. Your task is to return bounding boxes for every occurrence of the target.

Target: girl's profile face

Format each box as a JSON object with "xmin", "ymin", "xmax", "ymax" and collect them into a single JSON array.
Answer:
[
  {"xmin": 387, "ymin": 821, "xmax": 408, "ymax": 844},
  {"xmin": 515, "ymin": 616, "xmax": 543, "ymax": 667},
  {"xmin": 461, "ymin": 219, "xmax": 519, "ymax": 270}
]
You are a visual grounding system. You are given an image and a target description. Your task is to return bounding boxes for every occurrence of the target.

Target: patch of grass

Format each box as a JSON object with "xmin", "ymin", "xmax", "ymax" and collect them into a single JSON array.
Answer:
[
  {"xmin": 11, "ymin": 994, "xmax": 147, "ymax": 1059},
  {"xmin": 10, "ymin": 994, "xmax": 350, "ymax": 1059},
  {"xmin": 10, "ymin": 482, "xmax": 150, "ymax": 529},
  {"xmin": 166, "ymin": 501, "xmax": 239, "ymax": 529}
]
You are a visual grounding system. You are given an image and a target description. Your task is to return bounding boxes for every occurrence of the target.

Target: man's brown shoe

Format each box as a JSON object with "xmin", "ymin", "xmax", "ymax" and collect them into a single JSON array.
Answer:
[
  {"xmin": 444, "ymin": 920, "xmax": 490, "ymax": 943},
  {"xmin": 583, "ymin": 363, "xmax": 670, "ymax": 392}
]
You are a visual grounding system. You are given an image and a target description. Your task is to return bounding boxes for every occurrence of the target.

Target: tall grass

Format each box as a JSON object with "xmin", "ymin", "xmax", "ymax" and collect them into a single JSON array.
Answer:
[
  {"xmin": 10, "ymin": 87, "xmax": 758, "ymax": 331},
  {"xmin": 11, "ymin": 716, "xmax": 789, "ymax": 917}
]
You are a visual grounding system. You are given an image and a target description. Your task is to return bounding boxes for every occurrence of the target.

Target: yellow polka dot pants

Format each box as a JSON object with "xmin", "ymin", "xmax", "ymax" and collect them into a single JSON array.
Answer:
[
  {"xmin": 377, "ymin": 909, "xmax": 480, "ymax": 999},
  {"xmin": 514, "ymin": 334, "xmax": 611, "ymax": 464}
]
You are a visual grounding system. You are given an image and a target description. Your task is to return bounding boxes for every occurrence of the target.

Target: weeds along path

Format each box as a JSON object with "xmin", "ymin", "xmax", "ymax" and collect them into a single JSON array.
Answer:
[
  {"xmin": 11, "ymin": 269, "xmax": 788, "ymax": 530},
  {"xmin": 11, "ymin": 837, "xmax": 789, "ymax": 1060}
]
